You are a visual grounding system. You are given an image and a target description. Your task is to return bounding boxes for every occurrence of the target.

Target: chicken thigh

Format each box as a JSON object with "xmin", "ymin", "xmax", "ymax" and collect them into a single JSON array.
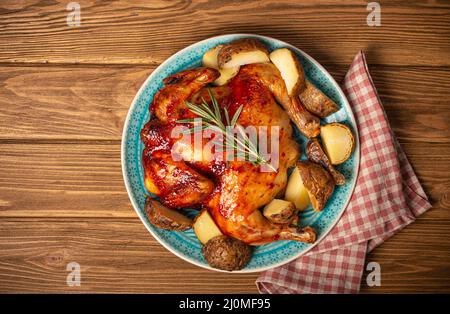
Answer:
[{"xmin": 141, "ymin": 63, "xmax": 317, "ymax": 245}]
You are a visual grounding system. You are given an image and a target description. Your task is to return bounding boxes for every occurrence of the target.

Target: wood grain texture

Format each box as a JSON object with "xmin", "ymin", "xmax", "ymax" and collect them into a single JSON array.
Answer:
[
  {"xmin": 0, "ymin": 65, "xmax": 151, "ymax": 140},
  {"xmin": 0, "ymin": 143, "xmax": 133, "ymax": 218},
  {"xmin": 0, "ymin": 0, "xmax": 449, "ymax": 293},
  {"xmin": 361, "ymin": 219, "xmax": 450, "ymax": 293},
  {"xmin": 0, "ymin": 218, "xmax": 260, "ymax": 293},
  {"xmin": 0, "ymin": 218, "xmax": 448, "ymax": 293},
  {"xmin": 0, "ymin": 65, "xmax": 449, "ymax": 141},
  {"xmin": 0, "ymin": 142, "xmax": 448, "ymax": 219},
  {"xmin": 0, "ymin": 1, "xmax": 449, "ymax": 66}
]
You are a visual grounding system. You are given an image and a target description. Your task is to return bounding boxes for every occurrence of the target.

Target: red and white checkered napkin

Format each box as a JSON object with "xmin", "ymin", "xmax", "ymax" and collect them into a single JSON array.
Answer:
[{"xmin": 256, "ymin": 51, "xmax": 432, "ymax": 294}]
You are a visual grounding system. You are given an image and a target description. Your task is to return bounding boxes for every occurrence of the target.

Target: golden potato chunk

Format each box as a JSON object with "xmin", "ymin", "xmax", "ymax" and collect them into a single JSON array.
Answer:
[
  {"xmin": 217, "ymin": 38, "xmax": 270, "ymax": 69},
  {"xmin": 269, "ymin": 48, "xmax": 306, "ymax": 96},
  {"xmin": 202, "ymin": 45, "xmax": 239, "ymax": 86},
  {"xmin": 193, "ymin": 209, "xmax": 223, "ymax": 244},
  {"xmin": 285, "ymin": 167, "xmax": 311, "ymax": 211},
  {"xmin": 298, "ymin": 80, "xmax": 339, "ymax": 118},
  {"xmin": 320, "ymin": 123, "xmax": 355, "ymax": 165},
  {"xmin": 296, "ymin": 161, "xmax": 335, "ymax": 212},
  {"xmin": 202, "ymin": 45, "xmax": 222, "ymax": 68}
]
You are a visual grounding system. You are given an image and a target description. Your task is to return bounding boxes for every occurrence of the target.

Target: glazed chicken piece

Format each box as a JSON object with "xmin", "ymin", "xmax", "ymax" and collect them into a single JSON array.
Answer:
[
  {"xmin": 142, "ymin": 149, "xmax": 215, "ymax": 209},
  {"xmin": 152, "ymin": 67, "xmax": 220, "ymax": 123},
  {"xmin": 236, "ymin": 63, "xmax": 321, "ymax": 138},
  {"xmin": 142, "ymin": 63, "xmax": 317, "ymax": 245},
  {"xmin": 306, "ymin": 138, "xmax": 346, "ymax": 185},
  {"xmin": 141, "ymin": 67, "xmax": 220, "ymax": 208},
  {"xmin": 205, "ymin": 63, "xmax": 316, "ymax": 244}
]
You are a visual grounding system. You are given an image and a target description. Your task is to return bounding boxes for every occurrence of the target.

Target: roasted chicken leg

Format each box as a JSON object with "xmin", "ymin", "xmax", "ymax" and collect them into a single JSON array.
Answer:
[
  {"xmin": 141, "ymin": 64, "xmax": 318, "ymax": 245},
  {"xmin": 238, "ymin": 63, "xmax": 321, "ymax": 138}
]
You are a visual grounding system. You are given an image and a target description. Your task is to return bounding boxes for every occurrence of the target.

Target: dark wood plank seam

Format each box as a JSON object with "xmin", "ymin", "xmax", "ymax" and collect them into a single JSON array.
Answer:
[{"xmin": 0, "ymin": 62, "xmax": 449, "ymax": 69}]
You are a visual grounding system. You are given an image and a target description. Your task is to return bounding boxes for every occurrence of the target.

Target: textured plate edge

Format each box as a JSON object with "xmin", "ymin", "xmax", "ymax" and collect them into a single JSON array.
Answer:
[{"xmin": 121, "ymin": 33, "xmax": 361, "ymax": 273}]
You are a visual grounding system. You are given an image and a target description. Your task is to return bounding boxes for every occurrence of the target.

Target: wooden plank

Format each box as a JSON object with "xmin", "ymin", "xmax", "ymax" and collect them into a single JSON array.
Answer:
[
  {"xmin": 399, "ymin": 143, "xmax": 450, "ymax": 217},
  {"xmin": 0, "ymin": 143, "xmax": 134, "ymax": 218},
  {"xmin": 0, "ymin": 1, "xmax": 449, "ymax": 66},
  {"xmin": 0, "ymin": 0, "xmax": 448, "ymax": 295},
  {"xmin": 0, "ymin": 218, "xmax": 260, "ymax": 293},
  {"xmin": 0, "ymin": 65, "xmax": 449, "ymax": 141},
  {"xmin": 0, "ymin": 65, "xmax": 153, "ymax": 141},
  {"xmin": 361, "ymin": 219, "xmax": 450, "ymax": 293},
  {"xmin": 385, "ymin": 107, "xmax": 450, "ymax": 144},
  {"xmin": 0, "ymin": 217, "xmax": 448, "ymax": 293},
  {"xmin": 0, "ymin": 218, "xmax": 257, "ymax": 293},
  {"xmin": 0, "ymin": 142, "xmax": 448, "ymax": 219},
  {"xmin": 328, "ymin": 66, "xmax": 450, "ymax": 109}
]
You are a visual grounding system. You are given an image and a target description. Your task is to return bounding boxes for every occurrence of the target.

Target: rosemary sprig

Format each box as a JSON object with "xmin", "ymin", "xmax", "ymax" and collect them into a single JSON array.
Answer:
[{"xmin": 177, "ymin": 89, "xmax": 276, "ymax": 171}]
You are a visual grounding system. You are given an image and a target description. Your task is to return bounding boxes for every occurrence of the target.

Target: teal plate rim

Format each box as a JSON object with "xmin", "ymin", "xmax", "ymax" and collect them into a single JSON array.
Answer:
[{"xmin": 121, "ymin": 34, "xmax": 360, "ymax": 273}]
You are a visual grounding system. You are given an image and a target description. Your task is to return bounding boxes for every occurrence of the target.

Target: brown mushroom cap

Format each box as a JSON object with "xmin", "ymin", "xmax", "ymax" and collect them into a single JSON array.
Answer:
[{"xmin": 202, "ymin": 235, "xmax": 253, "ymax": 271}]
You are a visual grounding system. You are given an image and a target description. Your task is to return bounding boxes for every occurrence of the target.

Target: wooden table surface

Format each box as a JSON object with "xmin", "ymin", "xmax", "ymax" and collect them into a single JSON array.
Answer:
[{"xmin": 0, "ymin": 0, "xmax": 449, "ymax": 293}]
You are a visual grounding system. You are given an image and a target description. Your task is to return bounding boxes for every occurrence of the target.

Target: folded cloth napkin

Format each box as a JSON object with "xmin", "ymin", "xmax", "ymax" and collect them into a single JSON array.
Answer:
[{"xmin": 256, "ymin": 51, "xmax": 432, "ymax": 294}]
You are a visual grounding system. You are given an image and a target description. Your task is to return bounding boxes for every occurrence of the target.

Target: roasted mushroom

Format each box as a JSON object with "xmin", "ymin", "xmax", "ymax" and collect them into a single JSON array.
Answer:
[
  {"xmin": 307, "ymin": 138, "xmax": 346, "ymax": 185},
  {"xmin": 145, "ymin": 198, "xmax": 193, "ymax": 231},
  {"xmin": 202, "ymin": 236, "xmax": 253, "ymax": 271},
  {"xmin": 296, "ymin": 161, "xmax": 335, "ymax": 211}
]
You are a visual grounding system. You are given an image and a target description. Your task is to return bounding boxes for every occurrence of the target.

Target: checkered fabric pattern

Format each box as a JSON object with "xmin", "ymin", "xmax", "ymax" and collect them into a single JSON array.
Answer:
[{"xmin": 256, "ymin": 51, "xmax": 432, "ymax": 294}]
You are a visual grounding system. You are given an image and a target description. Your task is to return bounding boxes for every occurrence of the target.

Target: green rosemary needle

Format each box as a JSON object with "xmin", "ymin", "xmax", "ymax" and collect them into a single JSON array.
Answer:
[{"xmin": 176, "ymin": 89, "xmax": 276, "ymax": 172}]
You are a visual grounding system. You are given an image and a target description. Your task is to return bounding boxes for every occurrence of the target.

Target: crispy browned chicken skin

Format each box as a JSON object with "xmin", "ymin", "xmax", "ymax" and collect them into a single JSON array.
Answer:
[{"xmin": 141, "ymin": 63, "xmax": 317, "ymax": 245}]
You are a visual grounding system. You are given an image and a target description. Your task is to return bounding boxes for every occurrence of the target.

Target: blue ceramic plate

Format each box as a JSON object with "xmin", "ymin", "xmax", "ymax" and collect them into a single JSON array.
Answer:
[{"xmin": 121, "ymin": 34, "xmax": 360, "ymax": 273}]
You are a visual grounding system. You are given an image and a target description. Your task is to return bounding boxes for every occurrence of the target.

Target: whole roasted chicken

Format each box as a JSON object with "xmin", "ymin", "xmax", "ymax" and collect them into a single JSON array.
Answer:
[{"xmin": 141, "ymin": 62, "xmax": 319, "ymax": 245}]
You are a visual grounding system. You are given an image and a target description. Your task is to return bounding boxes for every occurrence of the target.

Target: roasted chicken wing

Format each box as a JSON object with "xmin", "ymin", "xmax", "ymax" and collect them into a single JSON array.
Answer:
[{"xmin": 152, "ymin": 67, "xmax": 219, "ymax": 123}]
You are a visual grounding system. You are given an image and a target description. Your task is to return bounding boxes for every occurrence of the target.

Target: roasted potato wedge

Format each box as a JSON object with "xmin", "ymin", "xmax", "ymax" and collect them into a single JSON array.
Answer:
[
  {"xmin": 269, "ymin": 48, "xmax": 306, "ymax": 96},
  {"xmin": 296, "ymin": 161, "xmax": 335, "ymax": 212},
  {"xmin": 145, "ymin": 198, "xmax": 193, "ymax": 231},
  {"xmin": 193, "ymin": 209, "xmax": 223, "ymax": 244},
  {"xmin": 202, "ymin": 45, "xmax": 240, "ymax": 86},
  {"xmin": 214, "ymin": 67, "xmax": 240, "ymax": 86},
  {"xmin": 202, "ymin": 235, "xmax": 252, "ymax": 271},
  {"xmin": 320, "ymin": 123, "xmax": 355, "ymax": 165},
  {"xmin": 284, "ymin": 167, "xmax": 311, "ymax": 211},
  {"xmin": 298, "ymin": 80, "xmax": 339, "ymax": 118},
  {"xmin": 217, "ymin": 38, "xmax": 270, "ymax": 69},
  {"xmin": 202, "ymin": 45, "xmax": 222, "ymax": 68},
  {"xmin": 263, "ymin": 199, "xmax": 296, "ymax": 224}
]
